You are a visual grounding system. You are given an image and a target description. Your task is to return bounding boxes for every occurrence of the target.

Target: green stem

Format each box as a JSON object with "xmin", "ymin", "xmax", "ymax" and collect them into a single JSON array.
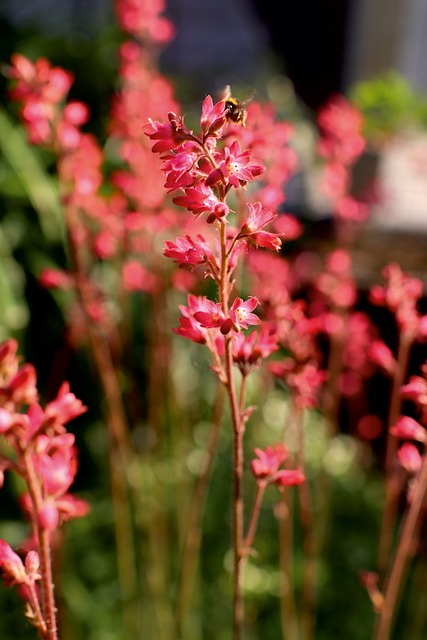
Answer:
[{"xmin": 175, "ymin": 384, "xmax": 225, "ymax": 633}]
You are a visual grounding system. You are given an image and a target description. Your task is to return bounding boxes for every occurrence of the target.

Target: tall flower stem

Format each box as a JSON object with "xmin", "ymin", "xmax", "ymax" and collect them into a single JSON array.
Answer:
[
  {"xmin": 22, "ymin": 449, "xmax": 58, "ymax": 640},
  {"xmin": 377, "ymin": 335, "xmax": 411, "ymax": 579},
  {"xmin": 218, "ymin": 215, "xmax": 246, "ymax": 639},
  {"xmin": 226, "ymin": 335, "xmax": 245, "ymax": 640},
  {"xmin": 294, "ymin": 402, "xmax": 316, "ymax": 640},
  {"xmin": 63, "ymin": 206, "xmax": 139, "ymax": 638},
  {"xmin": 374, "ymin": 451, "xmax": 427, "ymax": 640},
  {"xmin": 278, "ymin": 490, "xmax": 299, "ymax": 640}
]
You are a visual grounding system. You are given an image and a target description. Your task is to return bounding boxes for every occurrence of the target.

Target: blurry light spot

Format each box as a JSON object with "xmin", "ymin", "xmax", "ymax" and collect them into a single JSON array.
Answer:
[{"xmin": 323, "ymin": 435, "xmax": 358, "ymax": 476}]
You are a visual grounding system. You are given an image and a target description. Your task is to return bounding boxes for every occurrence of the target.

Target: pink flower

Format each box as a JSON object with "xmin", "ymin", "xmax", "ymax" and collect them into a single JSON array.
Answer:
[
  {"xmin": 174, "ymin": 295, "xmax": 213, "ymax": 344},
  {"xmin": 0, "ymin": 541, "xmax": 28, "ymax": 587},
  {"xmin": 164, "ymin": 234, "xmax": 211, "ymax": 269},
  {"xmin": 228, "ymin": 296, "xmax": 261, "ymax": 332},
  {"xmin": 390, "ymin": 416, "xmax": 426, "ymax": 442},
  {"xmin": 206, "ymin": 141, "xmax": 264, "ymax": 189},
  {"xmin": 397, "ymin": 443, "xmax": 422, "ymax": 474},
  {"xmin": 400, "ymin": 375, "xmax": 427, "ymax": 409},
  {"xmin": 238, "ymin": 202, "xmax": 282, "ymax": 251},
  {"xmin": 274, "ymin": 469, "xmax": 305, "ymax": 487},
  {"xmin": 39, "ymin": 268, "xmax": 74, "ymax": 290},
  {"xmin": 43, "ymin": 382, "xmax": 87, "ymax": 430},
  {"xmin": 232, "ymin": 325, "xmax": 279, "ymax": 374},
  {"xmin": 193, "ymin": 297, "xmax": 225, "ymax": 330},
  {"xmin": 200, "ymin": 95, "xmax": 227, "ymax": 138},
  {"xmin": 143, "ymin": 112, "xmax": 192, "ymax": 153},
  {"xmin": 173, "ymin": 183, "xmax": 229, "ymax": 222},
  {"xmin": 251, "ymin": 445, "xmax": 288, "ymax": 479},
  {"xmin": 368, "ymin": 340, "xmax": 396, "ymax": 376}
]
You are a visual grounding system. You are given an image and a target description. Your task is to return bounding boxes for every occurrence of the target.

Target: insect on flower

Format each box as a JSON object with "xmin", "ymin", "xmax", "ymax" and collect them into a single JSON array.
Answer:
[{"xmin": 222, "ymin": 85, "xmax": 251, "ymax": 127}]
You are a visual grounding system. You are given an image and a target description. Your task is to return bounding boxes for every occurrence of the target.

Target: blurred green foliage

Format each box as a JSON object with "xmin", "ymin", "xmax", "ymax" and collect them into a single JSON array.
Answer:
[{"xmin": 350, "ymin": 71, "xmax": 427, "ymax": 142}]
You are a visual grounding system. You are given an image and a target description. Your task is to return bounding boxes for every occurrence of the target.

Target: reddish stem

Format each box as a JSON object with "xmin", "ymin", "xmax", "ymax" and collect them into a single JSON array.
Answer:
[
  {"xmin": 374, "ymin": 452, "xmax": 427, "ymax": 639},
  {"xmin": 377, "ymin": 335, "xmax": 412, "ymax": 579},
  {"xmin": 21, "ymin": 449, "xmax": 57, "ymax": 640}
]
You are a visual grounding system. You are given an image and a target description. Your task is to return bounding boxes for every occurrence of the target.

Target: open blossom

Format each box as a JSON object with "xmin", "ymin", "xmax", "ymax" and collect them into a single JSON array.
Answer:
[
  {"xmin": 251, "ymin": 445, "xmax": 288, "ymax": 478},
  {"xmin": 232, "ymin": 324, "xmax": 279, "ymax": 374},
  {"xmin": 238, "ymin": 202, "xmax": 282, "ymax": 251},
  {"xmin": 172, "ymin": 183, "xmax": 230, "ymax": 222},
  {"xmin": 391, "ymin": 416, "xmax": 426, "ymax": 442},
  {"xmin": 192, "ymin": 296, "xmax": 260, "ymax": 336},
  {"xmin": 228, "ymin": 296, "xmax": 261, "ymax": 332},
  {"xmin": 251, "ymin": 445, "xmax": 304, "ymax": 487},
  {"xmin": 397, "ymin": 442, "xmax": 422, "ymax": 474},
  {"xmin": 174, "ymin": 294, "xmax": 215, "ymax": 344},
  {"xmin": 143, "ymin": 112, "xmax": 192, "ymax": 153},
  {"xmin": 206, "ymin": 140, "xmax": 264, "ymax": 189},
  {"xmin": 164, "ymin": 234, "xmax": 213, "ymax": 270}
]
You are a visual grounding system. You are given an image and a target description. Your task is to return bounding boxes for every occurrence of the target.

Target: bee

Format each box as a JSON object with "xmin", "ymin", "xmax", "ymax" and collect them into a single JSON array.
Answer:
[{"xmin": 222, "ymin": 85, "xmax": 250, "ymax": 127}]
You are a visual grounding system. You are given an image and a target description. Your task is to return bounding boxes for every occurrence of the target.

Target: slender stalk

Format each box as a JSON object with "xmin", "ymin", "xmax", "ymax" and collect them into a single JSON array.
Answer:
[
  {"xmin": 225, "ymin": 336, "xmax": 245, "ymax": 640},
  {"xmin": 243, "ymin": 481, "xmax": 266, "ymax": 555},
  {"xmin": 175, "ymin": 384, "xmax": 225, "ymax": 633},
  {"xmin": 374, "ymin": 452, "xmax": 427, "ymax": 640},
  {"xmin": 217, "ymin": 213, "xmax": 246, "ymax": 639},
  {"xmin": 22, "ymin": 449, "xmax": 57, "ymax": 640},
  {"xmin": 377, "ymin": 336, "xmax": 411, "ymax": 579},
  {"xmin": 277, "ymin": 491, "xmax": 299, "ymax": 640},
  {"xmin": 63, "ymin": 207, "xmax": 139, "ymax": 638},
  {"xmin": 294, "ymin": 403, "xmax": 316, "ymax": 640}
]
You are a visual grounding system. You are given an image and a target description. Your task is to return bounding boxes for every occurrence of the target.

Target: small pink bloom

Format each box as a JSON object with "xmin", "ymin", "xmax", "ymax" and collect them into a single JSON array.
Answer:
[
  {"xmin": 397, "ymin": 442, "xmax": 422, "ymax": 474},
  {"xmin": 251, "ymin": 445, "xmax": 288, "ymax": 479},
  {"xmin": 390, "ymin": 416, "xmax": 426, "ymax": 442},
  {"xmin": 207, "ymin": 141, "xmax": 264, "ymax": 189},
  {"xmin": 232, "ymin": 325, "xmax": 279, "ymax": 374},
  {"xmin": 43, "ymin": 382, "xmax": 87, "ymax": 430},
  {"xmin": 193, "ymin": 297, "xmax": 225, "ymax": 330},
  {"xmin": 274, "ymin": 469, "xmax": 305, "ymax": 487},
  {"xmin": 0, "ymin": 541, "xmax": 27, "ymax": 586},
  {"xmin": 143, "ymin": 112, "xmax": 192, "ymax": 153},
  {"xmin": 173, "ymin": 183, "xmax": 229, "ymax": 222},
  {"xmin": 400, "ymin": 375, "xmax": 427, "ymax": 407},
  {"xmin": 39, "ymin": 268, "xmax": 74, "ymax": 290},
  {"xmin": 368, "ymin": 340, "xmax": 396, "ymax": 376},
  {"xmin": 200, "ymin": 95, "xmax": 227, "ymax": 137},
  {"xmin": 164, "ymin": 234, "xmax": 211, "ymax": 269},
  {"xmin": 228, "ymin": 296, "xmax": 261, "ymax": 332},
  {"xmin": 238, "ymin": 202, "xmax": 282, "ymax": 251}
]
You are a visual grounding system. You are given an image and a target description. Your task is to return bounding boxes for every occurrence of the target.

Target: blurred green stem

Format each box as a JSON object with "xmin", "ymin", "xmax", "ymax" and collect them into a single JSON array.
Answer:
[{"xmin": 175, "ymin": 383, "xmax": 225, "ymax": 635}]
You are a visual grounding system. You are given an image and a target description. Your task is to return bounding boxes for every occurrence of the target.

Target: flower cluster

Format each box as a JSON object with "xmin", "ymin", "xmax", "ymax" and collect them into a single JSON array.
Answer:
[
  {"xmin": 317, "ymin": 96, "xmax": 368, "ymax": 223},
  {"xmin": 145, "ymin": 94, "xmax": 283, "ymax": 370},
  {"xmin": 370, "ymin": 263, "xmax": 427, "ymax": 341},
  {"xmin": 0, "ymin": 338, "xmax": 88, "ymax": 634},
  {"xmin": 391, "ymin": 362, "xmax": 427, "ymax": 475},
  {"xmin": 251, "ymin": 444, "xmax": 305, "ymax": 488}
]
